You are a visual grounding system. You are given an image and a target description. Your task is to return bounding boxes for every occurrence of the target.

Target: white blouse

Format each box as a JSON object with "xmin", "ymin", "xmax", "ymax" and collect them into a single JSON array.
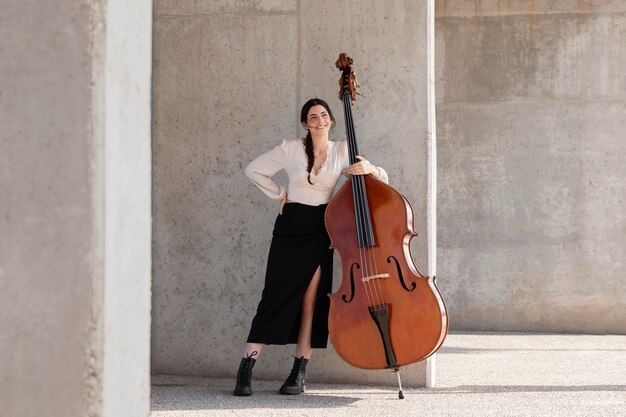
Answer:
[{"xmin": 245, "ymin": 139, "xmax": 389, "ymax": 206}]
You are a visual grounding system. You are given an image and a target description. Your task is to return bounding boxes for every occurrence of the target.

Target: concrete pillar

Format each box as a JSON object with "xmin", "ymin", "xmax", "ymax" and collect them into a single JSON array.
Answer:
[
  {"xmin": 99, "ymin": 1, "xmax": 153, "ymax": 415},
  {"xmin": 152, "ymin": 0, "xmax": 438, "ymax": 387},
  {"xmin": 0, "ymin": 1, "xmax": 152, "ymax": 416}
]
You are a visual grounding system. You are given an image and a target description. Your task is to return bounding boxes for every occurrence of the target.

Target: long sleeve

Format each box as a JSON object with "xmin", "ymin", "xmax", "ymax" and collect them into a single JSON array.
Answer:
[
  {"xmin": 245, "ymin": 140, "xmax": 288, "ymax": 200},
  {"xmin": 374, "ymin": 166, "xmax": 389, "ymax": 184}
]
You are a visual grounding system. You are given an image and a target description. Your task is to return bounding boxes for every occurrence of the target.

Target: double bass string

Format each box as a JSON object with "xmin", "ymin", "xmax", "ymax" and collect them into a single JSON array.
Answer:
[
  {"xmin": 350, "ymin": 101, "xmax": 385, "ymax": 310},
  {"xmin": 343, "ymin": 95, "xmax": 374, "ymax": 307},
  {"xmin": 343, "ymin": 95, "xmax": 373, "ymax": 306},
  {"xmin": 343, "ymin": 94, "xmax": 386, "ymax": 309}
]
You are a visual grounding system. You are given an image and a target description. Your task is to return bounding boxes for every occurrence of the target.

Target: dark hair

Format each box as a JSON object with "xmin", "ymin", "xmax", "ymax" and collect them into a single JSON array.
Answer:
[{"xmin": 300, "ymin": 98, "xmax": 336, "ymax": 185}]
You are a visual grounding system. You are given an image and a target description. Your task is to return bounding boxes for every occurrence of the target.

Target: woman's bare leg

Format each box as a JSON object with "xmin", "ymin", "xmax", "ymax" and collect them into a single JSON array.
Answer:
[
  {"xmin": 243, "ymin": 342, "xmax": 265, "ymax": 359},
  {"xmin": 295, "ymin": 265, "xmax": 322, "ymax": 359}
]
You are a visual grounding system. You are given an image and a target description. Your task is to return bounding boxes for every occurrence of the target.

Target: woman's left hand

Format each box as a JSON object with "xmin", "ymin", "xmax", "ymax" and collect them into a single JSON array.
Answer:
[{"xmin": 344, "ymin": 155, "xmax": 380, "ymax": 178}]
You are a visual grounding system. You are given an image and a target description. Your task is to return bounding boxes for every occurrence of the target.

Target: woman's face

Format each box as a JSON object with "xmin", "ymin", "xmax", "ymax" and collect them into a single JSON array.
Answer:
[{"xmin": 304, "ymin": 105, "xmax": 333, "ymax": 138}]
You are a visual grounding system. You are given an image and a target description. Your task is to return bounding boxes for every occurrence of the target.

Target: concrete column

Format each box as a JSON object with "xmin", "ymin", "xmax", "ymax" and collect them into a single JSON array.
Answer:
[
  {"xmin": 0, "ymin": 1, "xmax": 152, "ymax": 416},
  {"xmin": 99, "ymin": 1, "xmax": 153, "ymax": 416},
  {"xmin": 152, "ymin": 0, "xmax": 437, "ymax": 387},
  {"xmin": 426, "ymin": 0, "xmax": 439, "ymax": 388}
]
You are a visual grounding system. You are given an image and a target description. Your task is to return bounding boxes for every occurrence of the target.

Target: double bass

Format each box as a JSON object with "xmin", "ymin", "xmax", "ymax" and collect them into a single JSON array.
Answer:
[{"xmin": 325, "ymin": 53, "xmax": 448, "ymax": 397}]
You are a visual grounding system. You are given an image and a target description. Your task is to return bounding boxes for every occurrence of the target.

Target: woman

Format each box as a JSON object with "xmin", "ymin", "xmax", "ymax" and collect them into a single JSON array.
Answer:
[{"xmin": 236, "ymin": 98, "xmax": 388, "ymax": 396}]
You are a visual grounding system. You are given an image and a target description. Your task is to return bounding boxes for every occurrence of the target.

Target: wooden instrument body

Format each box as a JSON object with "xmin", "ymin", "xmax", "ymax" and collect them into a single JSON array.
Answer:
[{"xmin": 325, "ymin": 175, "xmax": 448, "ymax": 369}]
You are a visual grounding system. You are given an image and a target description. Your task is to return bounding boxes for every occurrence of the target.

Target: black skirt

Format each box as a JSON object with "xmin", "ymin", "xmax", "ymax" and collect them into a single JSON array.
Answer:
[{"xmin": 247, "ymin": 202, "xmax": 334, "ymax": 348}]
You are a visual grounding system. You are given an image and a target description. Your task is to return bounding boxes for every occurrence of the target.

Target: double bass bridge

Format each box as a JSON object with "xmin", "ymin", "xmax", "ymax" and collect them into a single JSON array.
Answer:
[{"xmin": 361, "ymin": 273, "xmax": 390, "ymax": 283}]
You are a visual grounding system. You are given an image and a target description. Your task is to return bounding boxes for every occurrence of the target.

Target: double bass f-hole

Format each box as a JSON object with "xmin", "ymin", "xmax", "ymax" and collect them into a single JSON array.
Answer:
[
  {"xmin": 341, "ymin": 262, "xmax": 360, "ymax": 303},
  {"xmin": 387, "ymin": 256, "xmax": 417, "ymax": 292}
]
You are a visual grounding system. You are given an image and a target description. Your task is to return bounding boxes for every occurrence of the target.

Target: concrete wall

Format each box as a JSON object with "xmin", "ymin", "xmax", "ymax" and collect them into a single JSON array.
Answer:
[
  {"xmin": 436, "ymin": 1, "xmax": 626, "ymax": 333},
  {"xmin": 0, "ymin": 1, "xmax": 152, "ymax": 416},
  {"xmin": 152, "ymin": 0, "xmax": 436, "ymax": 385}
]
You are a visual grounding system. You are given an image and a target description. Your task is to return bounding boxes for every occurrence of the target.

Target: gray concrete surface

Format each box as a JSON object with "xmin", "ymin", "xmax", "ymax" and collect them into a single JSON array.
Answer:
[
  {"xmin": 151, "ymin": 332, "xmax": 626, "ymax": 417},
  {"xmin": 435, "ymin": 1, "xmax": 626, "ymax": 333},
  {"xmin": 151, "ymin": 0, "xmax": 435, "ymax": 385},
  {"xmin": 0, "ymin": 2, "xmax": 95, "ymax": 415},
  {"xmin": 0, "ymin": 1, "xmax": 152, "ymax": 416}
]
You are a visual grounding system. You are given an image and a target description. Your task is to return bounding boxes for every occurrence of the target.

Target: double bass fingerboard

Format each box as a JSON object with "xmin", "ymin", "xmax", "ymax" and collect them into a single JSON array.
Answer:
[{"xmin": 340, "ymin": 89, "xmax": 376, "ymax": 249}]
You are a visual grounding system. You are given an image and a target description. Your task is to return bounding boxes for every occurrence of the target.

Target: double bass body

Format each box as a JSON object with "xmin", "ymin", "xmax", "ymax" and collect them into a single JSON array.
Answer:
[{"xmin": 326, "ymin": 176, "xmax": 447, "ymax": 369}]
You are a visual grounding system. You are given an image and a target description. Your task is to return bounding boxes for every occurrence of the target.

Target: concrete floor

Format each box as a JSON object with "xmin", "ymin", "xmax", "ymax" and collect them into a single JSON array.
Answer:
[{"xmin": 151, "ymin": 332, "xmax": 626, "ymax": 417}]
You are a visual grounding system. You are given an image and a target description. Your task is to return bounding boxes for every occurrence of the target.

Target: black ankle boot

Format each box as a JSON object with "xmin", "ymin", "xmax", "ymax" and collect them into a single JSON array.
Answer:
[
  {"xmin": 234, "ymin": 351, "xmax": 257, "ymax": 396},
  {"xmin": 279, "ymin": 356, "xmax": 308, "ymax": 395}
]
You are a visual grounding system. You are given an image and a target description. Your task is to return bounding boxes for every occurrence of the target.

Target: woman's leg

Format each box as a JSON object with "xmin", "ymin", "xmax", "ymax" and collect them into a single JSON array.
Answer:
[
  {"xmin": 243, "ymin": 342, "xmax": 265, "ymax": 358},
  {"xmin": 295, "ymin": 265, "xmax": 322, "ymax": 359},
  {"xmin": 279, "ymin": 266, "xmax": 321, "ymax": 395},
  {"xmin": 235, "ymin": 343, "xmax": 265, "ymax": 396}
]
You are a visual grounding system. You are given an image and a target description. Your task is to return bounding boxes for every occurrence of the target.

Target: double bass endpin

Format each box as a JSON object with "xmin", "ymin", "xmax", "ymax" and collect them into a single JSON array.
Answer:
[{"xmin": 393, "ymin": 367, "xmax": 405, "ymax": 399}]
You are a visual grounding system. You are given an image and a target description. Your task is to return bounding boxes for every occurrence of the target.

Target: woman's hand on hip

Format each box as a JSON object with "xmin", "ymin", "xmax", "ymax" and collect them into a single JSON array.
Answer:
[{"xmin": 279, "ymin": 194, "xmax": 288, "ymax": 215}]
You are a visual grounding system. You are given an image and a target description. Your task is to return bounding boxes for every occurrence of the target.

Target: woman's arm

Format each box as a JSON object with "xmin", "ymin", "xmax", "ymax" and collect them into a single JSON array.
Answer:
[{"xmin": 245, "ymin": 140, "xmax": 289, "ymax": 199}]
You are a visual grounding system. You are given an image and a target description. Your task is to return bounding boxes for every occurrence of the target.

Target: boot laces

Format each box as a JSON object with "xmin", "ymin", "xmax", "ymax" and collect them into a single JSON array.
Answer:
[
  {"xmin": 237, "ymin": 351, "xmax": 257, "ymax": 383},
  {"xmin": 286, "ymin": 356, "xmax": 306, "ymax": 383}
]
